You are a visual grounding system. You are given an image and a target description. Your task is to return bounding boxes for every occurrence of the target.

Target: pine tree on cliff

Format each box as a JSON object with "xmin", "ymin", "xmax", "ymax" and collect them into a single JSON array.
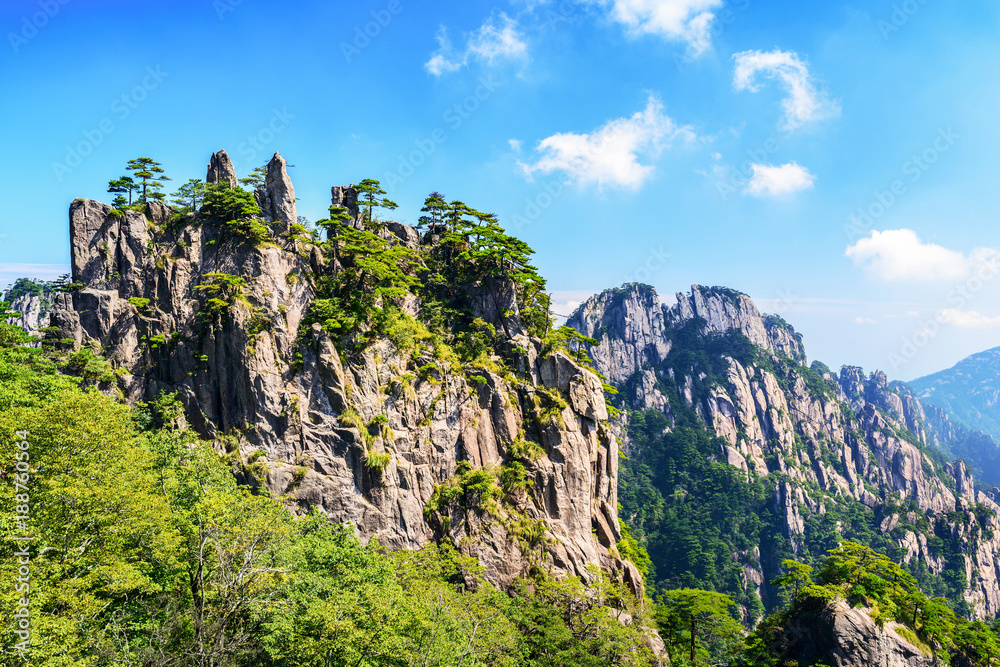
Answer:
[
  {"xmin": 417, "ymin": 192, "xmax": 450, "ymax": 231},
  {"xmin": 239, "ymin": 165, "xmax": 267, "ymax": 190},
  {"xmin": 107, "ymin": 176, "xmax": 136, "ymax": 208},
  {"xmin": 657, "ymin": 589, "xmax": 741, "ymax": 665},
  {"xmin": 171, "ymin": 178, "xmax": 205, "ymax": 212},
  {"xmin": 355, "ymin": 178, "xmax": 397, "ymax": 227},
  {"xmin": 126, "ymin": 157, "xmax": 171, "ymax": 203},
  {"xmin": 317, "ymin": 204, "xmax": 354, "ymax": 263}
]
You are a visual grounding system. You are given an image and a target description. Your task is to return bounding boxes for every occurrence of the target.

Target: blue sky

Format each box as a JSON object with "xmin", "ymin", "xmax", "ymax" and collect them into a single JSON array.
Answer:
[{"xmin": 1, "ymin": 0, "xmax": 998, "ymax": 381}]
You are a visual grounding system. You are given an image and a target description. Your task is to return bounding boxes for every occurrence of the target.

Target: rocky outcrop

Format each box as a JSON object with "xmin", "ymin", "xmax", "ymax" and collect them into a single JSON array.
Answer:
[
  {"xmin": 774, "ymin": 598, "xmax": 938, "ymax": 667},
  {"xmin": 206, "ymin": 149, "xmax": 238, "ymax": 187},
  {"xmin": 263, "ymin": 152, "xmax": 296, "ymax": 231},
  {"xmin": 570, "ymin": 283, "xmax": 1000, "ymax": 619},
  {"xmin": 331, "ymin": 185, "xmax": 361, "ymax": 228},
  {"xmin": 4, "ymin": 291, "xmax": 52, "ymax": 335},
  {"xmin": 48, "ymin": 152, "xmax": 633, "ymax": 597}
]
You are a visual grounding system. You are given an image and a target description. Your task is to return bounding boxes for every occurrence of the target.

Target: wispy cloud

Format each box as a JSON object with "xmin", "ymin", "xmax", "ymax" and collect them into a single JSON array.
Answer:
[
  {"xmin": 846, "ymin": 229, "xmax": 997, "ymax": 282},
  {"xmin": 550, "ymin": 289, "xmax": 601, "ymax": 321},
  {"xmin": 589, "ymin": 0, "xmax": 724, "ymax": 55},
  {"xmin": 518, "ymin": 95, "xmax": 694, "ymax": 189},
  {"xmin": 744, "ymin": 162, "xmax": 815, "ymax": 197},
  {"xmin": 425, "ymin": 12, "xmax": 528, "ymax": 76},
  {"xmin": 0, "ymin": 263, "xmax": 70, "ymax": 291},
  {"xmin": 938, "ymin": 309, "xmax": 1000, "ymax": 328},
  {"xmin": 733, "ymin": 49, "xmax": 840, "ymax": 130}
]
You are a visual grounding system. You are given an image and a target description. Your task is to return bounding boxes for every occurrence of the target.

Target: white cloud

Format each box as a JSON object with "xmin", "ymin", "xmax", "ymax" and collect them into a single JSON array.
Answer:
[
  {"xmin": 425, "ymin": 13, "xmax": 527, "ymax": 76},
  {"xmin": 939, "ymin": 309, "xmax": 1000, "ymax": 328},
  {"xmin": 508, "ymin": 138, "xmax": 523, "ymax": 153},
  {"xmin": 845, "ymin": 229, "xmax": 992, "ymax": 282},
  {"xmin": 855, "ymin": 317, "xmax": 876, "ymax": 324},
  {"xmin": 733, "ymin": 49, "xmax": 840, "ymax": 130},
  {"xmin": 518, "ymin": 95, "xmax": 694, "ymax": 189},
  {"xmin": 743, "ymin": 162, "xmax": 815, "ymax": 197},
  {"xmin": 591, "ymin": 0, "xmax": 724, "ymax": 55}
]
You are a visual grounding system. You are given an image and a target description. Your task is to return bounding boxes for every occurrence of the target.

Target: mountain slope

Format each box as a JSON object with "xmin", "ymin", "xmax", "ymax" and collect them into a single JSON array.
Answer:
[
  {"xmin": 911, "ymin": 347, "xmax": 1000, "ymax": 459},
  {"xmin": 44, "ymin": 150, "xmax": 644, "ymax": 602},
  {"xmin": 568, "ymin": 283, "xmax": 1000, "ymax": 621}
]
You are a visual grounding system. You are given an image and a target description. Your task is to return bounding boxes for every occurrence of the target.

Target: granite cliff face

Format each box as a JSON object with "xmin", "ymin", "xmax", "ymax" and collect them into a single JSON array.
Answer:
[
  {"xmin": 772, "ymin": 597, "xmax": 939, "ymax": 667},
  {"xmin": 4, "ymin": 291, "xmax": 52, "ymax": 335},
  {"xmin": 569, "ymin": 283, "xmax": 1000, "ymax": 619},
  {"xmin": 48, "ymin": 151, "xmax": 635, "ymax": 594}
]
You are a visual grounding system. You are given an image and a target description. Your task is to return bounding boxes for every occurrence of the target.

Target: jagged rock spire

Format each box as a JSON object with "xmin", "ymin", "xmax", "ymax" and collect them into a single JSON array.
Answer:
[
  {"xmin": 331, "ymin": 184, "xmax": 360, "ymax": 229},
  {"xmin": 264, "ymin": 152, "xmax": 296, "ymax": 231},
  {"xmin": 205, "ymin": 150, "xmax": 238, "ymax": 187}
]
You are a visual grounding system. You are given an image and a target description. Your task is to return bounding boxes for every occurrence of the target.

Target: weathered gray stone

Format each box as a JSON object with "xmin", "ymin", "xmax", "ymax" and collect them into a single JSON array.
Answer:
[
  {"xmin": 568, "ymin": 282, "xmax": 1000, "ymax": 620},
  {"xmin": 331, "ymin": 185, "xmax": 360, "ymax": 229},
  {"xmin": 206, "ymin": 149, "xmax": 238, "ymax": 187},
  {"xmin": 49, "ymin": 186, "xmax": 634, "ymax": 602},
  {"xmin": 775, "ymin": 598, "xmax": 938, "ymax": 667},
  {"xmin": 264, "ymin": 152, "xmax": 296, "ymax": 231},
  {"xmin": 4, "ymin": 291, "xmax": 51, "ymax": 335}
]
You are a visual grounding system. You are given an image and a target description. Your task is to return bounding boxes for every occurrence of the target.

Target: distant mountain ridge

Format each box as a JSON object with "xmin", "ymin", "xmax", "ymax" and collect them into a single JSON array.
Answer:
[
  {"xmin": 910, "ymin": 346, "xmax": 1000, "ymax": 442},
  {"xmin": 567, "ymin": 283, "xmax": 1000, "ymax": 621}
]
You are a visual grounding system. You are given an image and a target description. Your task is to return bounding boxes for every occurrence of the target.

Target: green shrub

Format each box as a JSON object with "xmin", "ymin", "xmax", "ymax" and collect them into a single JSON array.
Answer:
[
  {"xmin": 288, "ymin": 466, "xmax": 308, "ymax": 490},
  {"xmin": 127, "ymin": 297, "xmax": 150, "ymax": 311},
  {"xmin": 499, "ymin": 461, "xmax": 532, "ymax": 493},
  {"xmin": 65, "ymin": 348, "xmax": 118, "ymax": 383},
  {"xmin": 364, "ymin": 450, "xmax": 391, "ymax": 472},
  {"xmin": 425, "ymin": 463, "xmax": 503, "ymax": 518},
  {"xmin": 201, "ymin": 183, "xmax": 270, "ymax": 245},
  {"xmin": 616, "ymin": 522, "xmax": 652, "ymax": 579},
  {"xmin": 508, "ymin": 437, "xmax": 545, "ymax": 462}
]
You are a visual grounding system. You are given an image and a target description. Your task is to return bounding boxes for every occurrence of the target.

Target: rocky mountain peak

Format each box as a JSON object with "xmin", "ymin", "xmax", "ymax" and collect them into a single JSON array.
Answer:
[
  {"xmin": 262, "ymin": 152, "xmax": 296, "ymax": 231},
  {"xmin": 570, "ymin": 282, "xmax": 1000, "ymax": 620},
  {"xmin": 331, "ymin": 184, "xmax": 361, "ymax": 228},
  {"xmin": 206, "ymin": 149, "xmax": 238, "ymax": 187},
  {"xmin": 43, "ymin": 162, "xmax": 636, "ymax": 597},
  {"xmin": 567, "ymin": 284, "xmax": 669, "ymax": 387},
  {"xmin": 910, "ymin": 346, "xmax": 1000, "ymax": 444},
  {"xmin": 568, "ymin": 283, "xmax": 806, "ymax": 389},
  {"xmin": 669, "ymin": 285, "xmax": 806, "ymax": 362}
]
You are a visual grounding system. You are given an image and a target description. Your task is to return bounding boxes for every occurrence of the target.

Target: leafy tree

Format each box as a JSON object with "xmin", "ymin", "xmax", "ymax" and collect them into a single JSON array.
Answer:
[
  {"xmin": 657, "ymin": 589, "xmax": 741, "ymax": 665},
  {"xmin": 126, "ymin": 157, "xmax": 171, "ymax": 202},
  {"xmin": 510, "ymin": 566, "xmax": 657, "ymax": 666},
  {"xmin": 145, "ymin": 422, "xmax": 294, "ymax": 665},
  {"xmin": 107, "ymin": 175, "xmax": 136, "ymax": 208},
  {"xmin": 355, "ymin": 178, "xmax": 397, "ymax": 227},
  {"xmin": 201, "ymin": 183, "xmax": 270, "ymax": 245},
  {"xmin": 418, "ymin": 192, "xmax": 450, "ymax": 231},
  {"xmin": 772, "ymin": 559, "xmax": 814, "ymax": 606},
  {"xmin": 239, "ymin": 165, "xmax": 268, "ymax": 190},
  {"xmin": 817, "ymin": 541, "xmax": 918, "ymax": 616},
  {"xmin": 171, "ymin": 178, "xmax": 206, "ymax": 212}
]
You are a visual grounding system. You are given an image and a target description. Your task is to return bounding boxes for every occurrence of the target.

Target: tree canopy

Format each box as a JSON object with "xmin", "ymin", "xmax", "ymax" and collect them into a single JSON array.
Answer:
[{"xmin": 126, "ymin": 157, "xmax": 171, "ymax": 202}]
